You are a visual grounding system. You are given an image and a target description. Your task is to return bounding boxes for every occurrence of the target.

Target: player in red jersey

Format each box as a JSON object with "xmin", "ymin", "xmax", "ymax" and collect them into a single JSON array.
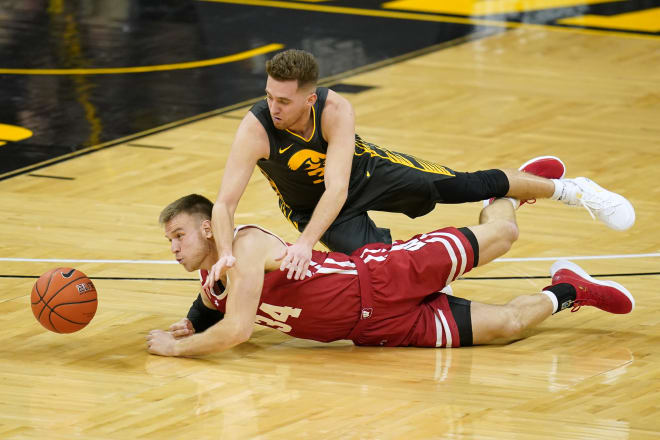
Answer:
[{"xmin": 146, "ymin": 193, "xmax": 634, "ymax": 357}]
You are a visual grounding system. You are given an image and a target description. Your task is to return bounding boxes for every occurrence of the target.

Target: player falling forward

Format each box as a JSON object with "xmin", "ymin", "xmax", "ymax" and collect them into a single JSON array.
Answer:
[
  {"xmin": 146, "ymin": 190, "xmax": 633, "ymax": 357},
  {"xmin": 205, "ymin": 48, "xmax": 635, "ymax": 287}
]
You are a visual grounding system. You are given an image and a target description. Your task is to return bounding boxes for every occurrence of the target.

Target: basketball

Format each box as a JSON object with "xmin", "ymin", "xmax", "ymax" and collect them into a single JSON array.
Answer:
[{"xmin": 31, "ymin": 267, "xmax": 98, "ymax": 333}]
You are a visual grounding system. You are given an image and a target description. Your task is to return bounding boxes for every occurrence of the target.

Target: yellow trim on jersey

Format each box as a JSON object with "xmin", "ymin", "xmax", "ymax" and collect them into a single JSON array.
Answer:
[
  {"xmin": 355, "ymin": 137, "xmax": 454, "ymax": 176},
  {"xmin": 285, "ymin": 105, "xmax": 316, "ymax": 143}
]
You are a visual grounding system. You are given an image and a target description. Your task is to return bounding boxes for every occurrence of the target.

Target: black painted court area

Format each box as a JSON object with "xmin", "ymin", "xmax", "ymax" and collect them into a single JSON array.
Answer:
[{"xmin": 0, "ymin": 0, "xmax": 656, "ymax": 178}]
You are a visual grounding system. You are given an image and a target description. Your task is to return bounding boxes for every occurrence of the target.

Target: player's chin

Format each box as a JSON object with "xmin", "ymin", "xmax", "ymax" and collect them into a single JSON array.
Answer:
[{"xmin": 180, "ymin": 261, "xmax": 196, "ymax": 272}]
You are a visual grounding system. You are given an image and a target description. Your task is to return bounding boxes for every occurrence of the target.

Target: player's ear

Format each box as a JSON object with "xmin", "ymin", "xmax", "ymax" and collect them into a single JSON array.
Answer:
[
  {"xmin": 201, "ymin": 219, "xmax": 213, "ymax": 239},
  {"xmin": 306, "ymin": 90, "xmax": 317, "ymax": 107}
]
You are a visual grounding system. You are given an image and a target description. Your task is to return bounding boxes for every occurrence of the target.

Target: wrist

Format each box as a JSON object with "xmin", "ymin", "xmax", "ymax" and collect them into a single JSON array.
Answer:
[
  {"xmin": 296, "ymin": 235, "xmax": 315, "ymax": 248},
  {"xmin": 173, "ymin": 339, "xmax": 183, "ymax": 357}
]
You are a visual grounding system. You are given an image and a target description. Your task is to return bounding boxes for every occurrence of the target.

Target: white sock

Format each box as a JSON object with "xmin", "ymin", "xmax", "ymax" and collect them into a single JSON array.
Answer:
[
  {"xmin": 541, "ymin": 290, "xmax": 559, "ymax": 314},
  {"xmin": 550, "ymin": 179, "xmax": 565, "ymax": 201},
  {"xmin": 505, "ymin": 197, "xmax": 521, "ymax": 210}
]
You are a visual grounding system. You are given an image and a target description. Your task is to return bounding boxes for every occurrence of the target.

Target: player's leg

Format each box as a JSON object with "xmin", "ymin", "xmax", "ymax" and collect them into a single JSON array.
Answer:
[
  {"xmin": 470, "ymin": 260, "xmax": 634, "ymax": 345},
  {"xmin": 357, "ymin": 150, "xmax": 634, "ymax": 231},
  {"xmin": 470, "ymin": 295, "xmax": 554, "ymax": 345},
  {"xmin": 319, "ymin": 213, "xmax": 392, "ymax": 255},
  {"xmin": 489, "ymin": 156, "xmax": 634, "ymax": 230},
  {"xmin": 468, "ymin": 197, "xmax": 520, "ymax": 266}
]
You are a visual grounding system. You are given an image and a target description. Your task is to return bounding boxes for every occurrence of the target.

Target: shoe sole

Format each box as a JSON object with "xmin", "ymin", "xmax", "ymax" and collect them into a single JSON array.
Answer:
[
  {"xmin": 550, "ymin": 259, "xmax": 634, "ymax": 311},
  {"xmin": 519, "ymin": 155, "xmax": 566, "ymax": 178}
]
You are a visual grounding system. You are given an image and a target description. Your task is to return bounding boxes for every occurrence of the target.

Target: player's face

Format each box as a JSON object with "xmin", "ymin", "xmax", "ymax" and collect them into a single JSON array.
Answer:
[
  {"xmin": 265, "ymin": 76, "xmax": 315, "ymax": 130},
  {"xmin": 164, "ymin": 213, "xmax": 212, "ymax": 272}
]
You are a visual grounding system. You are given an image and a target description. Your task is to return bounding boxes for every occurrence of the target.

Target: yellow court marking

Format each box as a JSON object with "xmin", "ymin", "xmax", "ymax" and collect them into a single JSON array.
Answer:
[
  {"xmin": 0, "ymin": 124, "xmax": 33, "ymax": 146},
  {"xmin": 558, "ymin": 7, "xmax": 660, "ymax": 33},
  {"xmin": 0, "ymin": 43, "xmax": 283, "ymax": 75},
  {"xmin": 382, "ymin": 0, "xmax": 621, "ymax": 16},
  {"xmin": 199, "ymin": 0, "xmax": 660, "ymax": 40}
]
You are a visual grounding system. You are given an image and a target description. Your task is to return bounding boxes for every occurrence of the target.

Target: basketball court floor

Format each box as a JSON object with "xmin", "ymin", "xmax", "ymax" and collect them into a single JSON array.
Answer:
[{"xmin": 1, "ymin": 1, "xmax": 659, "ymax": 438}]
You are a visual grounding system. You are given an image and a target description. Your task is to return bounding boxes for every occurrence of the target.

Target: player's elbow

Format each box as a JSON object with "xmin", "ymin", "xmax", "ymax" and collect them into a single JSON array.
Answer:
[{"xmin": 226, "ymin": 318, "xmax": 254, "ymax": 345}]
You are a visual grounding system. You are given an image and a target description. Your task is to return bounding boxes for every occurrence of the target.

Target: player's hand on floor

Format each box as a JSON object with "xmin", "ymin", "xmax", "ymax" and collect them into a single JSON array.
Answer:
[
  {"xmin": 146, "ymin": 329, "xmax": 178, "ymax": 356},
  {"xmin": 204, "ymin": 254, "xmax": 235, "ymax": 294},
  {"xmin": 278, "ymin": 241, "xmax": 312, "ymax": 280},
  {"xmin": 169, "ymin": 318, "xmax": 195, "ymax": 339}
]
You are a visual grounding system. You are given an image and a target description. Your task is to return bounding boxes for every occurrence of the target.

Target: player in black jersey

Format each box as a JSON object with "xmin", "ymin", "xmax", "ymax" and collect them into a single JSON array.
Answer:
[{"xmin": 202, "ymin": 49, "xmax": 634, "ymax": 292}]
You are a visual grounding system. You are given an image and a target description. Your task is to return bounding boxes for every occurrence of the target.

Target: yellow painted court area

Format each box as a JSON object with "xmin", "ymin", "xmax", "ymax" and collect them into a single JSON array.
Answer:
[
  {"xmin": 558, "ymin": 7, "xmax": 660, "ymax": 32},
  {"xmin": 0, "ymin": 124, "xmax": 33, "ymax": 146},
  {"xmin": 383, "ymin": 0, "xmax": 621, "ymax": 16},
  {"xmin": 0, "ymin": 43, "xmax": 283, "ymax": 75}
]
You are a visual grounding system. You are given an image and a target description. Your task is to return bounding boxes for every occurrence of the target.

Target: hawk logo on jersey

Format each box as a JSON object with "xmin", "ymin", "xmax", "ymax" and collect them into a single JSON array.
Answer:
[{"xmin": 287, "ymin": 149, "xmax": 326, "ymax": 184}]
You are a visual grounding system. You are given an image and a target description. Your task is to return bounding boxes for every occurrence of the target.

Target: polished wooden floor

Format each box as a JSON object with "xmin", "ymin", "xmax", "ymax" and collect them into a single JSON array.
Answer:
[{"xmin": 2, "ymin": 26, "xmax": 660, "ymax": 439}]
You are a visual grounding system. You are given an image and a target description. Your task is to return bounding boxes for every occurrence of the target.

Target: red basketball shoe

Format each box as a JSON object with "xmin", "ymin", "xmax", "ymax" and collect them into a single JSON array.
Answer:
[
  {"xmin": 518, "ymin": 155, "xmax": 566, "ymax": 205},
  {"xmin": 548, "ymin": 260, "xmax": 634, "ymax": 314},
  {"xmin": 484, "ymin": 155, "xmax": 566, "ymax": 207}
]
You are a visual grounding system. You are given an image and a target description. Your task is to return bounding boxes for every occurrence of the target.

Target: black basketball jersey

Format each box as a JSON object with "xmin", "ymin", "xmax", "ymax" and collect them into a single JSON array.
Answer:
[{"xmin": 250, "ymin": 87, "xmax": 453, "ymax": 226}]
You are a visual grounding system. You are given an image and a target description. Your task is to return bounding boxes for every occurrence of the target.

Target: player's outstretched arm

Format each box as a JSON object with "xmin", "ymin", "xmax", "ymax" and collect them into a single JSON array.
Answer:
[
  {"xmin": 204, "ymin": 113, "xmax": 270, "ymax": 294},
  {"xmin": 279, "ymin": 90, "xmax": 355, "ymax": 280},
  {"xmin": 147, "ymin": 228, "xmax": 284, "ymax": 357},
  {"xmin": 168, "ymin": 292, "xmax": 225, "ymax": 339}
]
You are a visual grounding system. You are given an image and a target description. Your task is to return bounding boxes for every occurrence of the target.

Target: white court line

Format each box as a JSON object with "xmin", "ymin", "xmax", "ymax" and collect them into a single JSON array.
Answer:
[
  {"xmin": 0, "ymin": 258, "xmax": 177, "ymax": 264},
  {"xmin": 1, "ymin": 253, "xmax": 660, "ymax": 265},
  {"xmin": 495, "ymin": 253, "xmax": 660, "ymax": 262}
]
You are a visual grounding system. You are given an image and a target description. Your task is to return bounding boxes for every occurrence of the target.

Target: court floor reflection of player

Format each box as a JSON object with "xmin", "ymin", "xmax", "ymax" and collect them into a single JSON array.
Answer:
[{"xmin": 146, "ymin": 194, "xmax": 634, "ymax": 357}]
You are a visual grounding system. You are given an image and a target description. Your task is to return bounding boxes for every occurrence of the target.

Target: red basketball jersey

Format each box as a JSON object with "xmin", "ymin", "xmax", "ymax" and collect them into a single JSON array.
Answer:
[{"xmin": 201, "ymin": 225, "xmax": 475, "ymax": 347}]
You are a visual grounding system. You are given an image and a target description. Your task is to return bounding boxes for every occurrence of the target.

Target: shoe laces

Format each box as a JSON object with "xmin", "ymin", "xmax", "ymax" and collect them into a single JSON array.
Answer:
[
  {"xmin": 571, "ymin": 300, "xmax": 584, "ymax": 312},
  {"xmin": 577, "ymin": 188, "xmax": 620, "ymax": 220}
]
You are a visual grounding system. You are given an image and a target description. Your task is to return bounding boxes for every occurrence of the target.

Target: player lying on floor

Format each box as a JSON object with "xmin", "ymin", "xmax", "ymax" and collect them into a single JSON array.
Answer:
[{"xmin": 146, "ymin": 193, "xmax": 634, "ymax": 356}]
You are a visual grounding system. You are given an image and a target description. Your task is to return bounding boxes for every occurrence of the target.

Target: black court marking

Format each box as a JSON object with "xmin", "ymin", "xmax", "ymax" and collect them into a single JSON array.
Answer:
[
  {"xmin": 4, "ymin": 272, "xmax": 660, "ymax": 281},
  {"xmin": 27, "ymin": 174, "xmax": 75, "ymax": 180},
  {"xmin": 458, "ymin": 272, "xmax": 660, "ymax": 280},
  {"xmin": 126, "ymin": 143, "xmax": 174, "ymax": 150},
  {"xmin": 330, "ymin": 84, "xmax": 376, "ymax": 94},
  {"xmin": 0, "ymin": 1, "xmax": 497, "ymax": 180}
]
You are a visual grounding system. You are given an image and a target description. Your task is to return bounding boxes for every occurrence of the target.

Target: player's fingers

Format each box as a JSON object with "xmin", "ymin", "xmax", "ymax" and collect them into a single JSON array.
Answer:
[
  {"xmin": 280, "ymin": 252, "xmax": 293, "ymax": 271},
  {"xmin": 297, "ymin": 260, "xmax": 310, "ymax": 280},
  {"xmin": 211, "ymin": 264, "xmax": 221, "ymax": 281},
  {"xmin": 286, "ymin": 258, "xmax": 298, "ymax": 279},
  {"xmin": 172, "ymin": 328, "xmax": 189, "ymax": 338}
]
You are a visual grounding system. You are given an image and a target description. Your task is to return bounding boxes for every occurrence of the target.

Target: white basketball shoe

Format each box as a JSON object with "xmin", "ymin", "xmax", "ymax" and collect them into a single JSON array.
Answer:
[{"xmin": 558, "ymin": 177, "xmax": 635, "ymax": 231}]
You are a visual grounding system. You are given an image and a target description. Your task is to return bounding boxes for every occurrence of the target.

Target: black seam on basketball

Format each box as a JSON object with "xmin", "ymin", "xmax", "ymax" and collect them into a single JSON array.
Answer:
[
  {"xmin": 38, "ymin": 272, "xmax": 94, "ymax": 321},
  {"xmin": 49, "ymin": 299, "xmax": 97, "ymax": 326},
  {"xmin": 35, "ymin": 268, "xmax": 59, "ymax": 319},
  {"xmin": 42, "ymin": 275, "xmax": 92, "ymax": 308}
]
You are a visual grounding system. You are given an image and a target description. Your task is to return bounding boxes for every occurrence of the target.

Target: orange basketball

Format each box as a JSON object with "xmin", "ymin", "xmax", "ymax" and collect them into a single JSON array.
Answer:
[{"xmin": 31, "ymin": 267, "xmax": 98, "ymax": 333}]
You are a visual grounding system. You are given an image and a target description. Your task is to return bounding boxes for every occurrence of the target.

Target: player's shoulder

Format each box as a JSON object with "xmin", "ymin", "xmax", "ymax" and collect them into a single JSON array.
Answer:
[
  {"xmin": 239, "ymin": 110, "xmax": 267, "ymax": 134},
  {"xmin": 234, "ymin": 225, "xmax": 286, "ymax": 248},
  {"xmin": 233, "ymin": 111, "xmax": 269, "ymax": 157},
  {"xmin": 324, "ymin": 88, "xmax": 352, "ymax": 111},
  {"xmin": 321, "ymin": 89, "xmax": 354, "ymax": 132},
  {"xmin": 233, "ymin": 225, "xmax": 286, "ymax": 269}
]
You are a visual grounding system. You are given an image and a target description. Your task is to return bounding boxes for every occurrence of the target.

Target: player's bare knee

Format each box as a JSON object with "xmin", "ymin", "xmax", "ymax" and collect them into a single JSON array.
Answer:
[{"xmin": 495, "ymin": 219, "xmax": 519, "ymax": 251}]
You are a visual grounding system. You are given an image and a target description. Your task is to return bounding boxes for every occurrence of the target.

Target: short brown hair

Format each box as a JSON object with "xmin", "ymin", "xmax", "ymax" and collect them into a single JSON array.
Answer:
[
  {"xmin": 266, "ymin": 49, "xmax": 319, "ymax": 90},
  {"xmin": 159, "ymin": 194, "xmax": 213, "ymax": 225}
]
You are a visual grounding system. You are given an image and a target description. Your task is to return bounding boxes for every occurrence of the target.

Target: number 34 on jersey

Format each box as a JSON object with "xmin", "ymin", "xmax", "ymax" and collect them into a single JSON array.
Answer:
[{"xmin": 255, "ymin": 303, "xmax": 301, "ymax": 333}]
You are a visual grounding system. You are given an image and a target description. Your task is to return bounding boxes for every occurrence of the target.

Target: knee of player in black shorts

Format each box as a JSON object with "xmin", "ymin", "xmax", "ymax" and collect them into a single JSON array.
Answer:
[{"xmin": 433, "ymin": 169, "xmax": 509, "ymax": 203}]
